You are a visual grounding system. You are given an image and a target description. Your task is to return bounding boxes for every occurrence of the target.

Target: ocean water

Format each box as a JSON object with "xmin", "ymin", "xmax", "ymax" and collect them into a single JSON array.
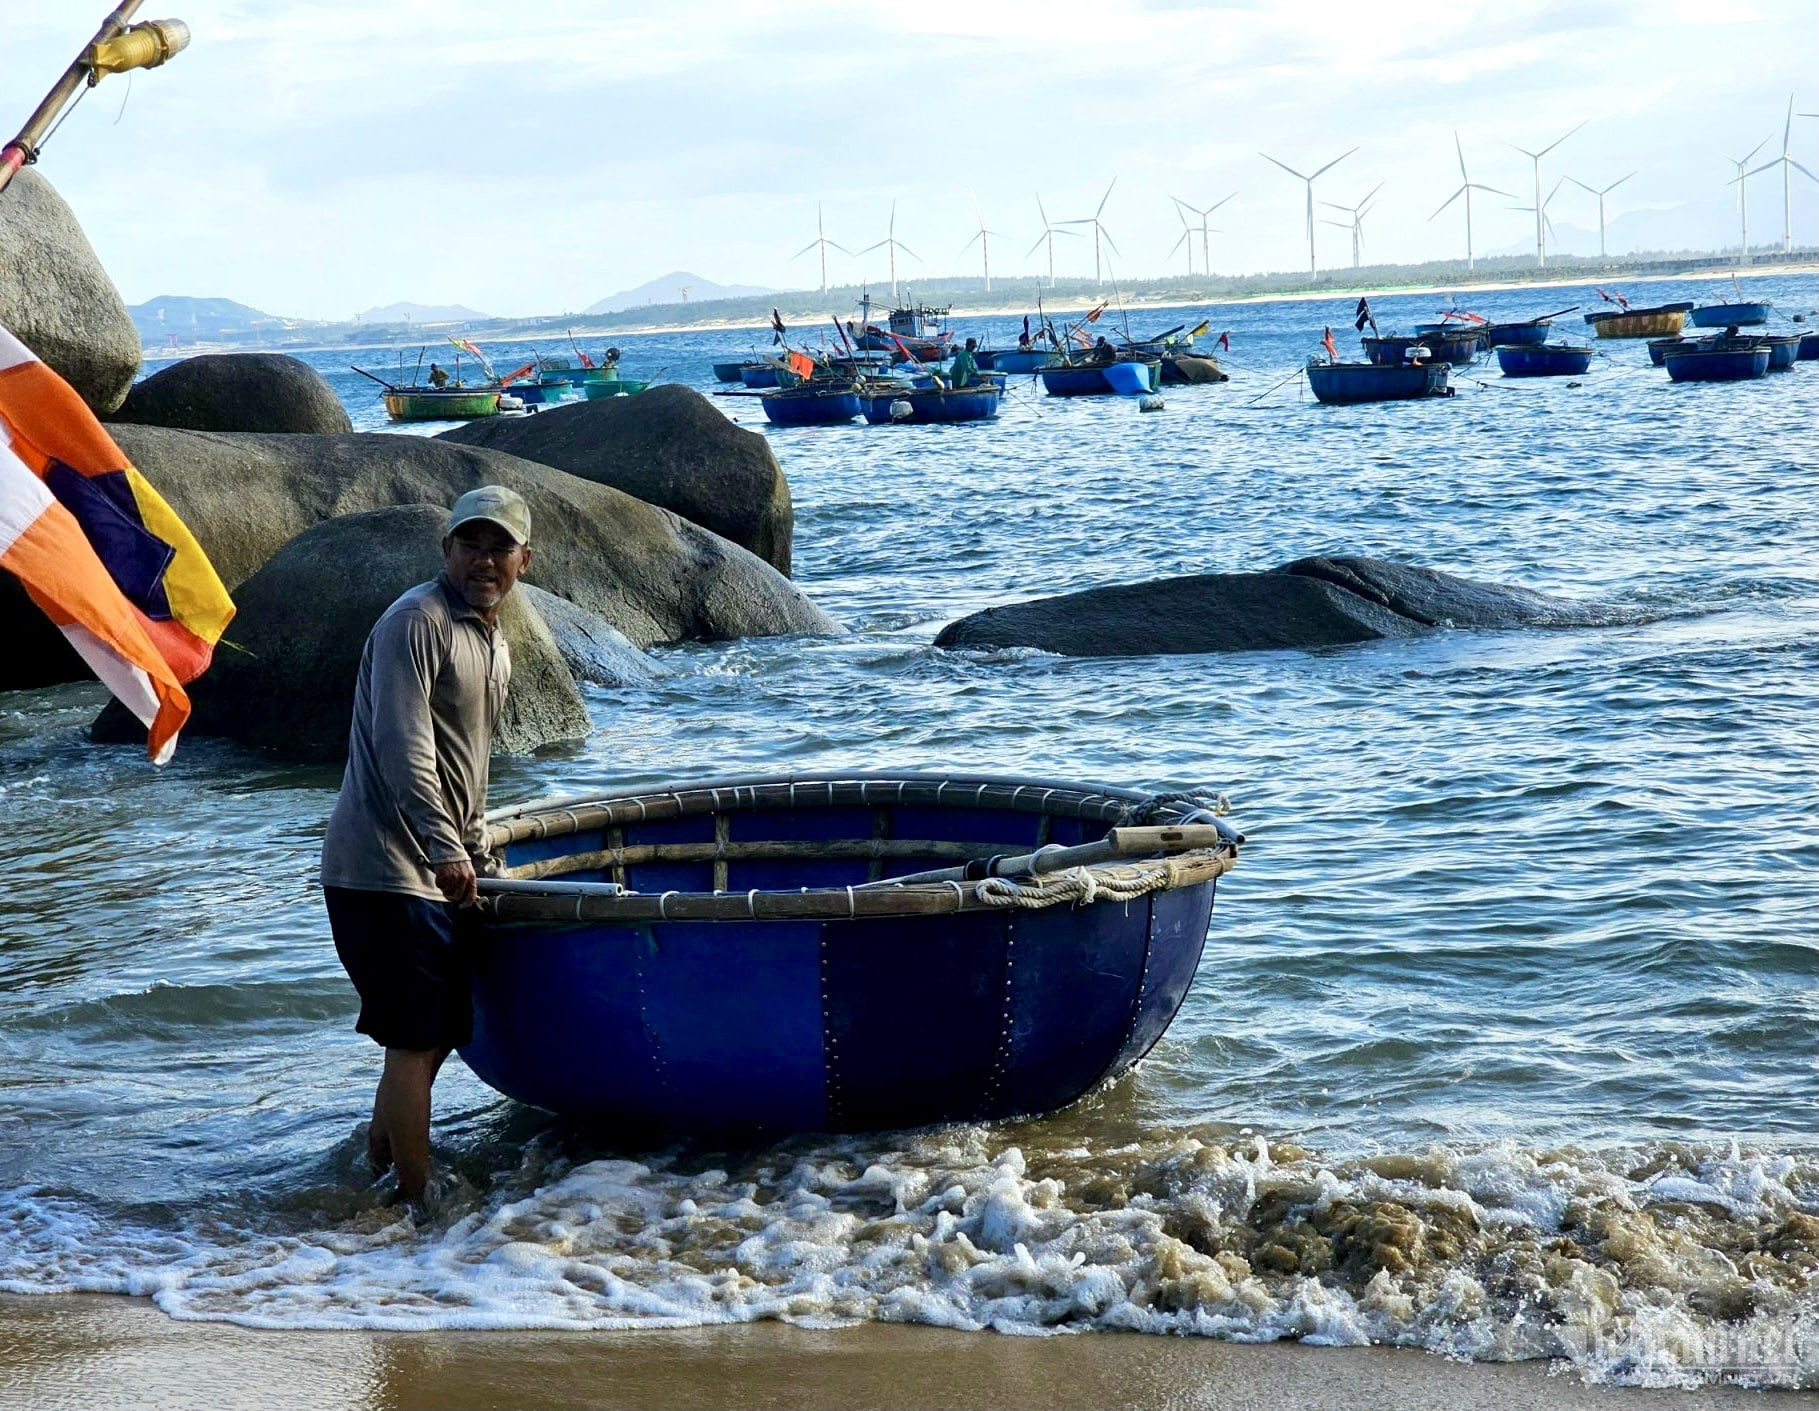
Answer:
[{"xmin": 3, "ymin": 275, "xmax": 1817, "ymax": 1388}]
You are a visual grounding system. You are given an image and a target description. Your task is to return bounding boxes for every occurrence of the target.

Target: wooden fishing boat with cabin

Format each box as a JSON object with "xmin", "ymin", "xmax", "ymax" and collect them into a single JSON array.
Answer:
[{"xmin": 465, "ymin": 772, "xmax": 1240, "ymax": 1134}]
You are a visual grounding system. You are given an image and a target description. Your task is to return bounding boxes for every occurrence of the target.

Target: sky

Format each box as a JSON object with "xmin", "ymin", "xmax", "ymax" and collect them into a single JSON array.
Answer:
[{"xmin": 2, "ymin": 0, "xmax": 1815, "ymax": 321}]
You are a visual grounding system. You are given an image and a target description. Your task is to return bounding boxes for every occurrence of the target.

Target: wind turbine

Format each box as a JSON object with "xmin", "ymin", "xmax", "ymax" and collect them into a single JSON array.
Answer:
[
  {"xmin": 961, "ymin": 189, "xmax": 997, "ymax": 292},
  {"xmin": 1564, "ymin": 172, "xmax": 1635, "ymax": 258},
  {"xmin": 793, "ymin": 203, "xmax": 850, "ymax": 296},
  {"xmin": 1429, "ymin": 132, "xmax": 1511, "ymax": 271},
  {"xmin": 1025, "ymin": 195, "xmax": 1079, "ymax": 288},
  {"xmin": 1259, "ymin": 148, "xmax": 1357, "ymax": 275},
  {"xmin": 859, "ymin": 200, "xmax": 919, "ymax": 301},
  {"xmin": 1059, "ymin": 179, "xmax": 1120, "ymax": 285},
  {"xmin": 1319, "ymin": 182, "xmax": 1384, "ymax": 269},
  {"xmin": 1507, "ymin": 176, "xmax": 1568, "ymax": 264},
  {"xmin": 1726, "ymin": 136, "xmax": 1770, "ymax": 264},
  {"xmin": 1171, "ymin": 192, "xmax": 1236, "ymax": 276},
  {"xmin": 1506, "ymin": 122, "xmax": 1584, "ymax": 267},
  {"xmin": 1742, "ymin": 96, "xmax": 1819, "ymax": 255},
  {"xmin": 1169, "ymin": 207, "xmax": 1196, "ymax": 275}
]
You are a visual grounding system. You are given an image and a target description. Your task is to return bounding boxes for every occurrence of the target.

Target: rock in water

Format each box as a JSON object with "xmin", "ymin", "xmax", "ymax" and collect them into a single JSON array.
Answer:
[
  {"xmin": 3, "ymin": 426, "xmax": 838, "ymax": 694},
  {"xmin": 437, "ymin": 385, "xmax": 796, "ymax": 575},
  {"xmin": 933, "ymin": 555, "xmax": 1584, "ymax": 658},
  {"xmin": 92, "ymin": 506, "xmax": 590, "ymax": 761},
  {"xmin": 109, "ymin": 353, "xmax": 353, "ymax": 434},
  {"xmin": 517, "ymin": 584, "xmax": 662, "ymax": 686},
  {"xmin": 0, "ymin": 170, "xmax": 140, "ymax": 414}
]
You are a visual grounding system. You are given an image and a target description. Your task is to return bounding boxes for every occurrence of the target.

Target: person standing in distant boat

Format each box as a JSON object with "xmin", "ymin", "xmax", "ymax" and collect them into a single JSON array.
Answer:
[
  {"xmin": 427, "ymin": 363, "xmax": 449, "ymax": 389},
  {"xmin": 950, "ymin": 336, "xmax": 980, "ymax": 389},
  {"xmin": 319, "ymin": 486, "xmax": 532, "ymax": 1206}
]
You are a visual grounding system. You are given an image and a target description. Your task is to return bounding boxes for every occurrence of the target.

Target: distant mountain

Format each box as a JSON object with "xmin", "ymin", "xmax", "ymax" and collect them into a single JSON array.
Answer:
[
  {"xmin": 583, "ymin": 271, "xmax": 769, "ymax": 315},
  {"xmin": 356, "ymin": 301, "xmax": 491, "ymax": 325},
  {"xmin": 130, "ymin": 295, "xmax": 275, "ymax": 340}
]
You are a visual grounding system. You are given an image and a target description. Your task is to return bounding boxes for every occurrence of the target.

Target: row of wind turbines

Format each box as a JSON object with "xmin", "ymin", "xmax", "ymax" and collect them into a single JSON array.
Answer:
[{"xmin": 795, "ymin": 98, "xmax": 1816, "ymax": 296}]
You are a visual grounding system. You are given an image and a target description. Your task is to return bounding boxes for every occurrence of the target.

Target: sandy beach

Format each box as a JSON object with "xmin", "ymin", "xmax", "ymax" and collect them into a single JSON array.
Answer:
[{"xmin": 1, "ymin": 1295, "xmax": 1802, "ymax": 1411}]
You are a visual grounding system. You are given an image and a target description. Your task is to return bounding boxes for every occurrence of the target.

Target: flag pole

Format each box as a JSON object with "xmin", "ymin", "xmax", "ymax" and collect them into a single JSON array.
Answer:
[{"xmin": 1, "ymin": 4, "xmax": 191, "ymax": 198}]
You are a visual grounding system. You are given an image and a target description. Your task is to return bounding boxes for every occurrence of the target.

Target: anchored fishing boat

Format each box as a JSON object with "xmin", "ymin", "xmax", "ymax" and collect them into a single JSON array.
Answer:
[
  {"xmin": 1799, "ymin": 331, "xmax": 1819, "ymax": 361},
  {"xmin": 375, "ymin": 386, "xmax": 501, "ymax": 420},
  {"xmin": 1690, "ymin": 300, "xmax": 1772, "ymax": 328},
  {"xmin": 851, "ymin": 299, "xmax": 955, "ymax": 363},
  {"xmin": 1039, "ymin": 357, "xmax": 1160, "ymax": 396},
  {"xmin": 759, "ymin": 384, "xmax": 862, "ymax": 427},
  {"xmin": 1360, "ymin": 335, "xmax": 1433, "ymax": 366},
  {"xmin": 979, "ymin": 347, "xmax": 1060, "ymax": 375},
  {"xmin": 1495, "ymin": 343, "xmax": 1594, "ymax": 377},
  {"xmin": 466, "ymin": 773, "xmax": 1240, "ymax": 1134},
  {"xmin": 858, "ymin": 380, "xmax": 1004, "ymax": 423},
  {"xmin": 1584, "ymin": 301, "xmax": 1694, "ymax": 339},
  {"xmin": 1306, "ymin": 359, "xmax": 1451, "ymax": 404},
  {"xmin": 1663, "ymin": 344, "xmax": 1771, "ymax": 382}
]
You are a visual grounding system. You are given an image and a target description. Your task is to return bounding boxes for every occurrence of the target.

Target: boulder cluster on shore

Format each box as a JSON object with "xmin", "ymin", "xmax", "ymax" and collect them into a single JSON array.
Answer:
[{"xmin": 2, "ymin": 172, "xmax": 1597, "ymax": 764}]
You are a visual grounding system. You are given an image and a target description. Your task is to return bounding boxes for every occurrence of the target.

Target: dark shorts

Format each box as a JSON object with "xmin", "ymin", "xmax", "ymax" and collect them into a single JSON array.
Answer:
[{"xmin": 325, "ymin": 886, "xmax": 476, "ymax": 1052}]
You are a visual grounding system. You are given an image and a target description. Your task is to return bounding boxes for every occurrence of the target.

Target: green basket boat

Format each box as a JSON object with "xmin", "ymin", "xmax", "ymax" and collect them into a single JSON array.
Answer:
[{"xmin": 382, "ymin": 386, "xmax": 501, "ymax": 420}]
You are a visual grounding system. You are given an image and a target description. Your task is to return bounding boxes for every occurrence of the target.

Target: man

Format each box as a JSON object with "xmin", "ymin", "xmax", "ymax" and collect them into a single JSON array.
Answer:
[
  {"xmin": 319, "ymin": 485, "xmax": 532, "ymax": 1205},
  {"xmin": 950, "ymin": 336, "xmax": 980, "ymax": 389},
  {"xmin": 427, "ymin": 363, "xmax": 450, "ymax": 389}
]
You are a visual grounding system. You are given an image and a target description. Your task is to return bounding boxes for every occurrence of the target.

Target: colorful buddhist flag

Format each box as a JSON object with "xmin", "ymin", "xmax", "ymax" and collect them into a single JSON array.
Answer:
[{"xmin": 0, "ymin": 323, "xmax": 233, "ymax": 763}]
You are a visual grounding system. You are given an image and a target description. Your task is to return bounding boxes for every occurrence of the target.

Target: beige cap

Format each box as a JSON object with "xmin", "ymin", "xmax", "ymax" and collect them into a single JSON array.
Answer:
[{"xmin": 446, "ymin": 485, "xmax": 531, "ymax": 545}]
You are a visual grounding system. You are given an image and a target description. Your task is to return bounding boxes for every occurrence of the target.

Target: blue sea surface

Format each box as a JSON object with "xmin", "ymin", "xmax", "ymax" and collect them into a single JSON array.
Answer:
[{"xmin": 2, "ymin": 275, "xmax": 1816, "ymax": 1383}]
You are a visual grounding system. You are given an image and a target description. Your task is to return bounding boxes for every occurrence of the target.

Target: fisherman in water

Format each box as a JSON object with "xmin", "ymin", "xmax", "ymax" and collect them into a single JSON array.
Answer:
[{"xmin": 319, "ymin": 486, "xmax": 532, "ymax": 1205}]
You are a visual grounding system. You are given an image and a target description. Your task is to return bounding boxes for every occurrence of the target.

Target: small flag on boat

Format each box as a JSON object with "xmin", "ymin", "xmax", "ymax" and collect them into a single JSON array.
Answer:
[
  {"xmin": 1595, "ymin": 287, "xmax": 1630, "ymax": 311},
  {"xmin": 1322, "ymin": 326, "xmax": 1338, "ymax": 360},
  {"xmin": 1187, "ymin": 320, "xmax": 1210, "ymax": 340},
  {"xmin": 447, "ymin": 337, "xmax": 495, "ymax": 380},
  {"xmin": 1354, "ymin": 298, "xmax": 1376, "ymax": 335},
  {"xmin": 1022, "ymin": 315, "xmax": 1031, "ymax": 343},
  {"xmin": 1085, "ymin": 302, "xmax": 1108, "ymax": 324},
  {"xmin": 786, "ymin": 351, "xmax": 815, "ymax": 381},
  {"xmin": 499, "ymin": 362, "xmax": 536, "ymax": 386},
  {"xmin": 0, "ymin": 322, "xmax": 234, "ymax": 763},
  {"xmin": 771, "ymin": 308, "xmax": 787, "ymax": 345},
  {"xmin": 1217, "ymin": 331, "xmax": 1230, "ymax": 352}
]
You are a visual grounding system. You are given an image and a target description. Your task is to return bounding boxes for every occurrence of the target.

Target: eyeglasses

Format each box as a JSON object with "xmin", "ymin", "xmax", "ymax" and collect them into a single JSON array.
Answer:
[{"xmin": 450, "ymin": 537, "xmax": 525, "ymax": 560}]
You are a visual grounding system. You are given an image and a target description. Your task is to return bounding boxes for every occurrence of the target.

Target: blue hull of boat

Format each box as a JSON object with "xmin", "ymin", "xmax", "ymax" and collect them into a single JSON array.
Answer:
[
  {"xmin": 739, "ymin": 365, "xmax": 781, "ymax": 389},
  {"xmin": 1307, "ymin": 360, "xmax": 1451, "ymax": 404},
  {"xmin": 1484, "ymin": 320, "xmax": 1551, "ymax": 347},
  {"xmin": 1759, "ymin": 336, "xmax": 1801, "ymax": 370},
  {"xmin": 1800, "ymin": 332, "xmax": 1819, "ymax": 361},
  {"xmin": 1690, "ymin": 303, "xmax": 1771, "ymax": 328},
  {"xmin": 983, "ymin": 349, "xmax": 1058, "ymax": 375},
  {"xmin": 1496, "ymin": 344, "xmax": 1594, "ymax": 377},
  {"xmin": 1664, "ymin": 347, "xmax": 1771, "ymax": 381},
  {"xmin": 1040, "ymin": 365, "xmax": 1114, "ymax": 395},
  {"xmin": 858, "ymin": 385, "xmax": 1003, "ymax": 423},
  {"xmin": 463, "ymin": 774, "xmax": 1231, "ymax": 1135},
  {"xmin": 760, "ymin": 389, "xmax": 861, "ymax": 426},
  {"xmin": 1102, "ymin": 361, "xmax": 1158, "ymax": 395},
  {"xmin": 711, "ymin": 361, "xmax": 748, "ymax": 382}
]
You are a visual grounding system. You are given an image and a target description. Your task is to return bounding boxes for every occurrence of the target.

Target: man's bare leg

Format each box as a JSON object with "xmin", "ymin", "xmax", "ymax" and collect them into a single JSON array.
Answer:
[{"xmin": 373, "ymin": 1046, "xmax": 451, "ymax": 1202}]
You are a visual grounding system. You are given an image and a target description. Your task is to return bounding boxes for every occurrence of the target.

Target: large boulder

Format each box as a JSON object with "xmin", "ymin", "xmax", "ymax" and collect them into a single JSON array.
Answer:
[
  {"xmin": 518, "ymin": 584, "xmax": 661, "ymax": 687},
  {"xmin": 933, "ymin": 555, "xmax": 1586, "ymax": 658},
  {"xmin": 438, "ymin": 385, "xmax": 795, "ymax": 574},
  {"xmin": 93, "ymin": 505, "xmax": 590, "ymax": 760},
  {"xmin": 3, "ymin": 427, "xmax": 838, "ymax": 694},
  {"xmin": 0, "ymin": 169, "xmax": 140, "ymax": 413},
  {"xmin": 109, "ymin": 353, "xmax": 353, "ymax": 434}
]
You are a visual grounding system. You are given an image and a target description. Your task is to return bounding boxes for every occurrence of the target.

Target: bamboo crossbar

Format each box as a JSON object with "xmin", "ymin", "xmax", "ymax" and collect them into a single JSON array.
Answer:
[
  {"xmin": 482, "ymin": 848, "xmax": 1235, "ymax": 924},
  {"xmin": 505, "ymin": 836, "xmax": 1006, "ymax": 881}
]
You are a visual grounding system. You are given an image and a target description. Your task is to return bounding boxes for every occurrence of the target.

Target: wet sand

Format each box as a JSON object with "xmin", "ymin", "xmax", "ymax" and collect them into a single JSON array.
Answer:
[{"xmin": 1, "ymin": 1296, "xmax": 1802, "ymax": 1410}]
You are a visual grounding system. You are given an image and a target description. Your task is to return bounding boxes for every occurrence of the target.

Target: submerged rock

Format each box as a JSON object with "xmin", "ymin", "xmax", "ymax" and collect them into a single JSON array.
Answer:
[
  {"xmin": 109, "ymin": 353, "xmax": 353, "ymax": 434},
  {"xmin": 93, "ymin": 505, "xmax": 590, "ymax": 761},
  {"xmin": 0, "ymin": 170, "xmax": 139, "ymax": 414},
  {"xmin": 933, "ymin": 555, "xmax": 1585, "ymax": 658},
  {"xmin": 518, "ymin": 584, "xmax": 662, "ymax": 687},
  {"xmin": 438, "ymin": 384, "xmax": 796, "ymax": 575}
]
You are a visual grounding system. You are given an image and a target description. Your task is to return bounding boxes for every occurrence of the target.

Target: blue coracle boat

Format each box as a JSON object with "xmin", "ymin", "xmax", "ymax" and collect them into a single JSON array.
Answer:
[
  {"xmin": 858, "ymin": 382, "xmax": 1003, "ymax": 423},
  {"xmin": 982, "ymin": 348, "xmax": 1060, "ymax": 375},
  {"xmin": 712, "ymin": 360, "xmax": 750, "ymax": 382},
  {"xmin": 1495, "ymin": 343, "xmax": 1594, "ymax": 377},
  {"xmin": 760, "ymin": 385, "xmax": 861, "ymax": 426},
  {"xmin": 1484, "ymin": 319, "xmax": 1552, "ymax": 347},
  {"xmin": 1800, "ymin": 332, "xmax": 1819, "ymax": 361},
  {"xmin": 739, "ymin": 364, "xmax": 782, "ymax": 389},
  {"xmin": 1663, "ymin": 345, "xmax": 1771, "ymax": 382},
  {"xmin": 1689, "ymin": 302, "xmax": 1772, "ymax": 328},
  {"xmin": 466, "ymin": 773, "xmax": 1241, "ymax": 1134},
  {"xmin": 1306, "ymin": 359, "xmax": 1451, "ymax": 404}
]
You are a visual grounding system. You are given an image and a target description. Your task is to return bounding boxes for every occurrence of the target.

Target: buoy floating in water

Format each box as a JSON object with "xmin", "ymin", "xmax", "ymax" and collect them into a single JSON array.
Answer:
[{"xmin": 1139, "ymin": 395, "xmax": 1166, "ymax": 412}]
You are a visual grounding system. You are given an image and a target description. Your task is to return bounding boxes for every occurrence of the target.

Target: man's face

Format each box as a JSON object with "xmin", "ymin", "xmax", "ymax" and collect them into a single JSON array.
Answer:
[{"xmin": 443, "ymin": 521, "xmax": 531, "ymax": 616}]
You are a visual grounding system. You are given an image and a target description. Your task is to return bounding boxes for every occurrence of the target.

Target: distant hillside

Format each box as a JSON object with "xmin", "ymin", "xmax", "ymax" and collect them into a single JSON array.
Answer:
[
  {"xmin": 130, "ymin": 295, "xmax": 275, "ymax": 341},
  {"xmin": 583, "ymin": 271, "xmax": 769, "ymax": 316},
  {"xmin": 356, "ymin": 301, "xmax": 491, "ymax": 325}
]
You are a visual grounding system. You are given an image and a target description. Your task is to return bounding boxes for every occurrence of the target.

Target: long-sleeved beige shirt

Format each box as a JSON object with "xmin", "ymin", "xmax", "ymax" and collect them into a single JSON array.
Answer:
[{"xmin": 320, "ymin": 574, "xmax": 511, "ymax": 900}]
